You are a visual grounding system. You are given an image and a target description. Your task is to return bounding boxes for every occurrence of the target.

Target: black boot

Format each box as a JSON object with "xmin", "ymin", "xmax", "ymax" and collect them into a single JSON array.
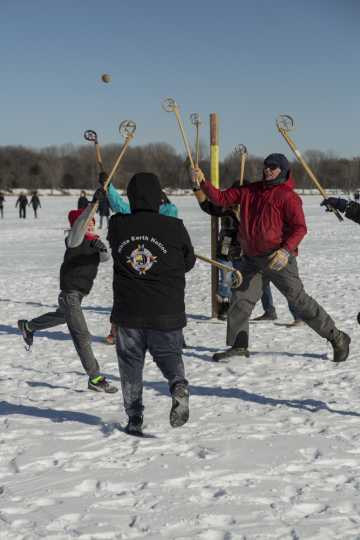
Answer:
[
  {"xmin": 329, "ymin": 330, "xmax": 351, "ymax": 363},
  {"xmin": 125, "ymin": 415, "xmax": 144, "ymax": 436},
  {"xmin": 170, "ymin": 383, "xmax": 189, "ymax": 428},
  {"xmin": 18, "ymin": 319, "xmax": 34, "ymax": 348},
  {"xmin": 212, "ymin": 347, "xmax": 250, "ymax": 361},
  {"xmin": 212, "ymin": 331, "xmax": 250, "ymax": 361},
  {"xmin": 217, "ymin": 301, "xmax": 230, "ymax": 321}
]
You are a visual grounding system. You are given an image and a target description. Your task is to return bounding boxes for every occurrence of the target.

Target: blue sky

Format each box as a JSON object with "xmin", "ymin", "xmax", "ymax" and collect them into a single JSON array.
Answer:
[{"xmin": 1, "ymin": 0, "xmax": 359, "ymax": 159}]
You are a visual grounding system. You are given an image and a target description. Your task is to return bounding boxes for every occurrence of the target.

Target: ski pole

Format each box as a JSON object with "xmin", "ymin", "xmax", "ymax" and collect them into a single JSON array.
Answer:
[
  {"xmin": 276, "ymin": 114, "xmax": 343, "ymax": 222},
  {"xmin": 195, "ymin": 252, "xmax": 243, "ymax": 288}
]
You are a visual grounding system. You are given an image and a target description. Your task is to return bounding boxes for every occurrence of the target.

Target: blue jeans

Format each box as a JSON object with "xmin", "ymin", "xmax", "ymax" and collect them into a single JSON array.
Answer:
[
  {"xmin": 116, "ymin": 327, "xmax": 188, "ymax": 417},
  {"xmin": 217, "ymin": 258, "xmax": 233, "ymax": 300}
]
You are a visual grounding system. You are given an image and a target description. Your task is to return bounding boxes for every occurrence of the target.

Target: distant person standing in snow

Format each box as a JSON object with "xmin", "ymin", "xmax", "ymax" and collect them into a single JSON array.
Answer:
[
  {"xmin": 0, "ymin": 192, "xmax": 5, "ymax": 218},
  {"xmin": 16, "ymin": 192, "xmax": 28, "ymax": 218},
  {"xmin": 107, "ymin": 172, "xmax": 195, "ymax": 436},
  {"xmin": 17, "ymin": 201, "xmax": 118, "ymax": 394},
  {"xmin": 77, "ymin": 190, "xmax": 89, "ymax": 210},
  {"xmin": 191, "ymin": 153, "xmax": 350, "ymax": 363},
  {"xmin": 29, "ymin": 191, "xmax": 41, "ymax": 218}
]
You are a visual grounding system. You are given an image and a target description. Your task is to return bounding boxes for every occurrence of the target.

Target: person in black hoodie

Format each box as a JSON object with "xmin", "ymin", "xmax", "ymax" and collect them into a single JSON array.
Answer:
[
  {"xmin": 0, "ymin": 192, "xmax": 5, "ymax": 218},
  {"xmin": 16, "ymin": 192, "xmax": 28, "ymax": 218},
  {"xmin": 108, "ymin": 172, "xmax": 196, "ymax": 435},
  {"xmin": 29, "ymin": 191, "xmax": 41, "ymax": 218},
  {"xmin": 17, "ymin": 205, "xmax": 117, "ymax": 393}
]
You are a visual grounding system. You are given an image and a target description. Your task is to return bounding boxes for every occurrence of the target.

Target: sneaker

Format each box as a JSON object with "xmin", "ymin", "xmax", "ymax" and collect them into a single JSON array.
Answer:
[
  {"xmin": 212, "ymin": 347, "xmax": 250, "ymax": 362},
  {"xmin": 170, "ymin": 383, "xmax": 189, "ymax": 428},
  {"xmin": 18, "ymin": 319, "xmax": 34, "ymax": 348},
  {"xmin": 252, "ymin": 312, "xmax": 277, "ymax": 321},
  {"xmin": 329, "ymin": 330, "xmax": 351, "ymax": 363},
  {"xmin": 104, "ymin": 333, "xmax": 115, "ymax": 345},
  {"xmin": 88, "ymin": 375, "xmax": 118, "ymax": 393},
  {"xmin": 125, "ymin": 415, "xmax": 144, "ymax": 436}
]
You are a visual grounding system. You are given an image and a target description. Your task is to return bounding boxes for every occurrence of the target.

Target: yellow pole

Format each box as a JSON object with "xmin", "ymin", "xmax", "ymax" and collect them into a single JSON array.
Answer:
[{"xmin": 210, "ymin": 113, "xmax": 219, "ymax": 318}]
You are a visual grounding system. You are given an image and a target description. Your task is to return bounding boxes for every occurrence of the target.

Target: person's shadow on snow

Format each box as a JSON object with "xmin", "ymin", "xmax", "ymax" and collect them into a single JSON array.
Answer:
[
  {"xmin": 0, "ymin": 297, "xmax": 111, "ymax": 315},
  {"xmin": 144, "ymin": 381, "xmax": 360, "ymax": 417},
  {"xmin": 0, "ymin": 400, "xmax": 103, "ymax": 426},
  {"xmin": 0, "ymin": 323, "xmax": 106, "ymax": 344}
]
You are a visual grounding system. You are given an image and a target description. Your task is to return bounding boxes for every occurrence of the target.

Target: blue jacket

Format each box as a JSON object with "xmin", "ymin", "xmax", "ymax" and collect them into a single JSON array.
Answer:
[{"xmin": 107, "ymin": 183, "xmax": 178, "ymax": 217}]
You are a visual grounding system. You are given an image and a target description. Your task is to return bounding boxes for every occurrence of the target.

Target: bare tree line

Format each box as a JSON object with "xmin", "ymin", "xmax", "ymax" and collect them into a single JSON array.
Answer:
[{"xmin": 0, "ymin": 143, "xmax": 359, "ymax": 192}]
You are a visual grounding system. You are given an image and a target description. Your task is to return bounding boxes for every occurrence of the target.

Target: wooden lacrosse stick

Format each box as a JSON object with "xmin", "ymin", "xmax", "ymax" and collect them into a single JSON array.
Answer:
[
  {"xmin": 190, "ymin": 113, "xmax": 202, "ymax": 166},
  {"xmin": 162, "ymin": 98, "xmax": 195, "ymax": 167},
  {"xmin": 82, "ymin": 120, "xmax": 136, "ymax": 230},
  {"xmin": 84, "ymin": 130, "xmax": 103, "ymax": 170},
  {"xmin": 276, "ymin": 114, "xmax": 343, "ymax": 222},
  {"xmin": 235, "ymin": 144, "xmax": 248, "ymax": 186},
  {"xmin": 195, "ymin": 252, "xmax": 243, "ymax": 288}
]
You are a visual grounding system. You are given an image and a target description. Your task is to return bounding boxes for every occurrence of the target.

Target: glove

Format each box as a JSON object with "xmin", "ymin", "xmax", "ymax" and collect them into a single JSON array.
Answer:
[
  {"xmin": 268, "ymin": 248, "xmax": 290, "ymax": 271},
  {"xmin": 190, "ymin": 167, "xmax": 205, "ymax": 189},
  {"xmin": 90, "ymin": 238, "xmax": 107, "ymax": 252},
  {"xmin": 92, "ymin": 187, "xmax": 106, "ymax": 204},
  {"xmin": 98, "ymin": 171, "xmax": 108, "ymax": 187},
  {"xmin": 320, "ymin": 197, "xmax": 347, "ymax": 213}
]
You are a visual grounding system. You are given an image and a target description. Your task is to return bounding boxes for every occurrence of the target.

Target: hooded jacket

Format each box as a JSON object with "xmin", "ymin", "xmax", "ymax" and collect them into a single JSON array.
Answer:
[
  {"xmin": 60, "ymin": 208, "xmax": 103, "ymax": 295},
  {"xmin": 201, "ymin": 175, "xmax": 307, "ymax": 256},
  {"xmin": 108, "ymin": 173, "xmax": 196, "ymax": 330}
]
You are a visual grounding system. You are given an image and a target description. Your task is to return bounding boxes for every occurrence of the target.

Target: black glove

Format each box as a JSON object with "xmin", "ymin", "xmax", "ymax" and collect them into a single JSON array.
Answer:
[
  {"xmin": 320, "ymin": 197, "xmax": 347, "ymax": 213},
  {"xmin": 90, "ymin": 238, "xmax": 107, "ymax": 252},
  {"xmin": 92, "ymin": 187, "xmax": 106, "ymax": 204},
  {"xmin": 98, "ymin": 171, "xmax": 108, "ymax": 187}
]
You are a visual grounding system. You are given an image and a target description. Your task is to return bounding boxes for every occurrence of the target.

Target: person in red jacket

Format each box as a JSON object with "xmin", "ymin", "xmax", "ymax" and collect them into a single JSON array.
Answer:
[{"xmin": 191, "ymin": 153, "xmax": 350, "ymax": 363}]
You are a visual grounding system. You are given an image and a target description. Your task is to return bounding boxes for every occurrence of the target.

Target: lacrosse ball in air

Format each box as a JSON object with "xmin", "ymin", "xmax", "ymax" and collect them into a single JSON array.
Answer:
[{"xmin": 101, "ymin": 73, "xmax": 111, "ymax": 83}]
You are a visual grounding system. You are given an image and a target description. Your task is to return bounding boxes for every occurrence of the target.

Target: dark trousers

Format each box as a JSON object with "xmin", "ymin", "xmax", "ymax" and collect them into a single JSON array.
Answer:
[
  {"xmin": 0, "ymin": 206, "xmax": 3, "ymax": 218},
  {"xmin": 19, "ymin": 206, "xmax": 26, "ymax": 218},
  {"xmin": 115, "ymin": 326, "xmax": 187, "ymax": 417},
  {"xmin": 28, "ymin": 291, "xmax": 100, "ymax": 378},
  {"xmin": 229, "ymin": 255, "xmax": 338, "ymax": 348},
  {"xmin": 32, "ymin": 207, "xmax": 39, "ymax": 218},
  {"xmin": 261, "ymin": 280, "xmax": 300, "ymax": 320}
]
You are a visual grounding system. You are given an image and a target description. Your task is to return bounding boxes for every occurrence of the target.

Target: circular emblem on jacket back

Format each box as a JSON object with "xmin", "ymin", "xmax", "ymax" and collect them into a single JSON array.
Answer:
[{"xmin": 127, "ymin": 244, "xmax": 157, "ymax": 275}]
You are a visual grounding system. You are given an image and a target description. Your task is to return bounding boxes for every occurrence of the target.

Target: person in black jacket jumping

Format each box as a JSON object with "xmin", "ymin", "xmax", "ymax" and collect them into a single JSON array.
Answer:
[
  {"xmin": 17, "ymin": 204, "xmax": 117, "ymax": 394},
  {"xmin": 108, "ymin": 172, "xmax": 196, "ymax": 435}
]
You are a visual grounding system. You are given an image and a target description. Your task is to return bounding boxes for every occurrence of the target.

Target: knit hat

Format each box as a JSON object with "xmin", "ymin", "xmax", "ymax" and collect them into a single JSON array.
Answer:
[
  {"xmin": 68, "ymin": 208, "xmax": 95, "ymax": 227},
  {"xmin": 263, "ymin": 153, "xmax": 290, "ymax": 177}
]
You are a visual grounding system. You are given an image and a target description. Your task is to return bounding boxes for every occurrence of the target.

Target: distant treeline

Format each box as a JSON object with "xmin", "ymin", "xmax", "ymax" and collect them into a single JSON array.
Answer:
[{"xmin": 0, "ymin": 143, "xmax": 359, "ymax": 192}]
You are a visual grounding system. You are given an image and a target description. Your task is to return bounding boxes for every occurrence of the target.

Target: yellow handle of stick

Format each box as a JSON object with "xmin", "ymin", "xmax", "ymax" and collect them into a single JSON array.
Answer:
[
  {"xmin": 240, "ymin": 153, "xmax": 246, "ymax": 186},
  {"xmin": 173, "ymin": 107, "xmax": 195, "ymax": 168},
  {"xmin": 278, "ymin": 127, "xmax": 343, "ymax": 222},
  {"xmin": 95, "ymin": 143, "xmax": 103, "ymax": 170},
  {"xmin": 85, "ymin": 133, "xmax": 134, "ymax": 226}
]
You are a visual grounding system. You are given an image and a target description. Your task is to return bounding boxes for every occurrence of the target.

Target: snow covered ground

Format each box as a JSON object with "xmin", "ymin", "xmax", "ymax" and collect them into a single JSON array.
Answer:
[{"xmin": 1, "ymin": 195, "xmax": 360, "ymax": 540}]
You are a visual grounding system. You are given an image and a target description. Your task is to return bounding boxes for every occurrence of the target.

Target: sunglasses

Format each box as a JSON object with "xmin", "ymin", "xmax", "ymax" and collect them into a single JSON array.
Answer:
[{"xmin": 263, "ymin": 164, "xmax": 279, "ymax": 171}]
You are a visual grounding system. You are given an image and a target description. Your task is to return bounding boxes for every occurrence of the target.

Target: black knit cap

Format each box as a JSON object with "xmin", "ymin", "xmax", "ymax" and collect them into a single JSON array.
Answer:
[{"xmin": 264, "ymin": 153, "xmax": 290, "ymax": 176}]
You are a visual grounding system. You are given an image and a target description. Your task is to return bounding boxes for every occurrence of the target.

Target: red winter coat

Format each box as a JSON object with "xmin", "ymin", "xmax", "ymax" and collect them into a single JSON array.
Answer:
[{"xmin": 201, "ymin": 176, "xmax": 307, "ymax": 257}]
